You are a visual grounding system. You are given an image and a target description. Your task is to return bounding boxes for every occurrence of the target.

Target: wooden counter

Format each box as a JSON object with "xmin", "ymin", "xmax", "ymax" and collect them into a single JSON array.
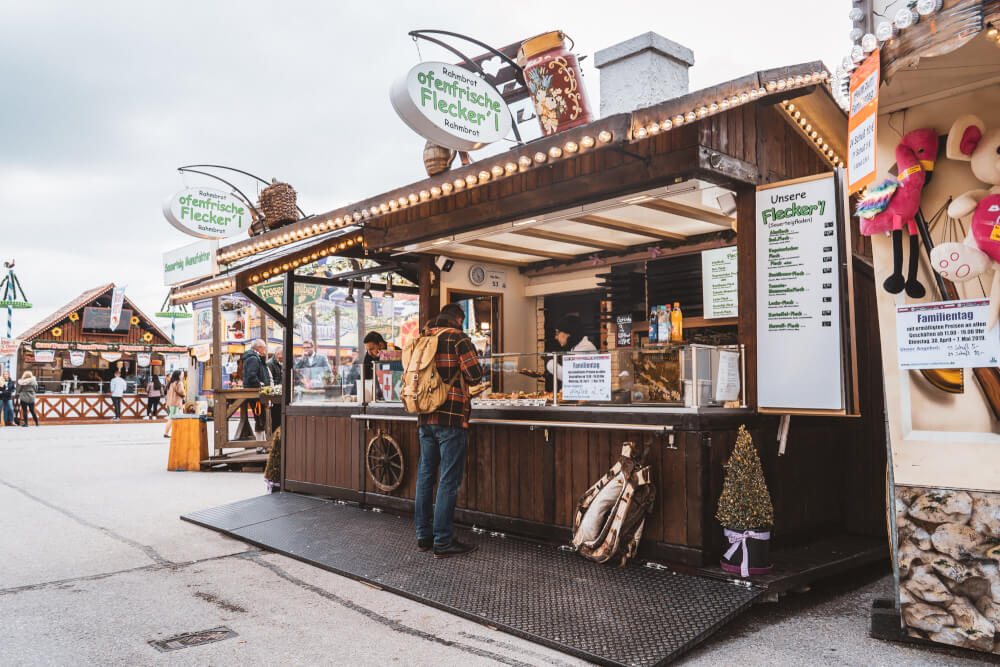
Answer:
[{"xmin": 283, "ymin": 402, "xmax": 883, "ymax": 566}]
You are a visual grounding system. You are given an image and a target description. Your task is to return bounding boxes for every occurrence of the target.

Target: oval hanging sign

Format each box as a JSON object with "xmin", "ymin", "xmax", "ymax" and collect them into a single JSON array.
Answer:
[
  {"xmin": 162, "ymin": 187, "xmax": 252, "ymax": 239},
  {"xmin": 390, "ymin": 62, "xmax": 512, "ymax": 151}
]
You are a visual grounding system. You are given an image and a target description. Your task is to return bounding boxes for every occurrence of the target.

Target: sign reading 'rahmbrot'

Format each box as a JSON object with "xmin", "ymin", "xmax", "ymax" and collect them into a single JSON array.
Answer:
[{"xmin": 390, "ymin": 62, "xmax": 512, "ymax": 151}]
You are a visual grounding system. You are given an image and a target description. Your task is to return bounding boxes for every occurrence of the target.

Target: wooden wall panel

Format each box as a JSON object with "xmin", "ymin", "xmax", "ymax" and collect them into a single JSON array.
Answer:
[{"xmin": 285, "ymin": 413, "xmax": 360, "ymax": 489}]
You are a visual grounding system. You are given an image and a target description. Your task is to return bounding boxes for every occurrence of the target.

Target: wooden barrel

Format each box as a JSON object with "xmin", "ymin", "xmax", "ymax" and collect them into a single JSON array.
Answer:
[
  {"xmin": 167, "ymin": 418, "xmax": 208, "ymax": 471},
  {"xmin": 423, "ymin": 141, "xmax": 456, "ymax": 176}
]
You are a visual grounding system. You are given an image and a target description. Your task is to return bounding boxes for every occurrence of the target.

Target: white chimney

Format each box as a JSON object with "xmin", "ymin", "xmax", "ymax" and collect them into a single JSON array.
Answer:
[{"xmin": 593, "ymin": 32, "xmax": 695, "ymax": 117}]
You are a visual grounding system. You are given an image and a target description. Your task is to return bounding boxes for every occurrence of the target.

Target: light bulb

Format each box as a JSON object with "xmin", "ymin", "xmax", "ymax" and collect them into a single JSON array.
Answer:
[
  {"xmin": 894, "ymin": 8, "xmax": 918, "ymax": 29},
  {"xmin": 519, "ymin": 155, "xmax": 532, "ymax": 168},
  {"xmin": 598, "ymin": 130, "xmax": 612, "ymax": 142},
  {"xmin": 420, "ymin": 189, "xmax": 431, "ymax": 200},
  {"xmin": 870, "ymin": 26, "xmax": 890, "ymax": 45},
  {"xmin": 661, "ymin": 119, "xmax": 673, "ymax": 130},
  {"xmin": 504, "ymin": 162, "xmax": 517, "ymax": 173},
  {"xmin": 454, "ymin": 178, "xmax": 466, "ymax": 190},
  {"xmin": 534, "ymin": 151, "xmax": 547, "ymax": 163},
  {"xmin": 564, "ymin": 141, "xmax": 579, "ymax": 152},
  {"xmin": 478, "ymin": 170, "xmax": 490, "ymax": 182},
  {"xmin": 548, "ymin": 146, "xmax": 562, "ymax": 158},
  {"xmin": 580, "ymin": 136, "xmax": 595, "ymax": 148},
  {"xmin": 441, "ymin": 182, "xmax": 453, "ymax": 194},
  {"xmin": 465, "ymin": 174, "xmax": 478, "ymax": 185},
  {"xmin": 490, "ymin": 165, "xmax": 503, "ymax": 177},
  {"xmin": 430, "ymin": 186, "xmax": 442, "ymax": 196},
  {"xmin": 635, "ymin": 127, "xmax": 648, "ymax": 139},
  {"xmin": 916, "ymin": 0, "xmax": 941, "ymax": 16}
]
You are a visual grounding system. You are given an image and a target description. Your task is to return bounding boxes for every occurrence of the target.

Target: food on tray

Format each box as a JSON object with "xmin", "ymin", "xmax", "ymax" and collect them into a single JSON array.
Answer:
[{"xmin": 517, "ymin": 368, "xmax": 545, "ymax": 378}]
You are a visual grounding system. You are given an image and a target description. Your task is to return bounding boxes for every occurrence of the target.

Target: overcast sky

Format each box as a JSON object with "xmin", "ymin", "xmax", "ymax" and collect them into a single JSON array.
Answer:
[{"xmin": 0, "ymin": 1, "xmax": 848, "ymax": 345}]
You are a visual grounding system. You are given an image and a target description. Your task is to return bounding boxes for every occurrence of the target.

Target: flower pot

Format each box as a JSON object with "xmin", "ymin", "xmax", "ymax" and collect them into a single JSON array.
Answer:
[{"xmin": 720, "ymin": 527, "xmax": 772, "ymax": 577}]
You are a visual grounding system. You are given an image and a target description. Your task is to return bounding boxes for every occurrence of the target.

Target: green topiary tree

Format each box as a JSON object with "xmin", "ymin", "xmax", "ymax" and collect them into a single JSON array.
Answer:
[
  {"xmin": 715, "ymin": 425, "xmax": 774, "ymax": 530},
  {"xmin": 264, "ymin": 427, "xmax": 281, "ymax": 485}
]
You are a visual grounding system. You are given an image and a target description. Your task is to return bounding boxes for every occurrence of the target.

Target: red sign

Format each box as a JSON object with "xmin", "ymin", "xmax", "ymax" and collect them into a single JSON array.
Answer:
[{"xmin": 0, "ymin": 338, "xmax": 17, "ymax": 356}]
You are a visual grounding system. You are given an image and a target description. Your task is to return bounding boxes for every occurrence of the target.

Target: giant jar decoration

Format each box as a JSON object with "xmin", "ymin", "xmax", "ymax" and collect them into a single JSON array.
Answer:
[{"xmin": 517, "ymin": 31, "xmax": 593, "ymax": 137}]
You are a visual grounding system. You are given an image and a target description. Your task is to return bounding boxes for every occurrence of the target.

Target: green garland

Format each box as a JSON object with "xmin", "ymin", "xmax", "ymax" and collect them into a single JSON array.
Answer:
[{"xmin": 715, "ymin": 425, "xmax": 774, "ymax": 530}]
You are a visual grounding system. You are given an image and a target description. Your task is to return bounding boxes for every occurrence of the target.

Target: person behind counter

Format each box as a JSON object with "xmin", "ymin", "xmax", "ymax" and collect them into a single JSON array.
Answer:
[
  {"xmin": 362, "ymin": 331, "xmax": 400, "ymax": 400},
  {"xmin": 293, "ymin": 339, "xmax": 331, "ymax": 388},
  {"xmin": 545, "ymin": 314, "xmax": 597, "ymax": 381},
  {"xmin": 415, "ymin": 303, "xmax": 484, "ymax": 559},
  {"xmin": 266, "ymin": 348, "xmax": 283, "ymax": 386}
]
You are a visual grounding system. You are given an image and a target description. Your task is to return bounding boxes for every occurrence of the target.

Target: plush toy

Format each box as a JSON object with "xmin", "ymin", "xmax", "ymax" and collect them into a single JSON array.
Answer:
[
  {"xmin": 930, "ymin": 115, "xmax": 1000, "ymax": 330},
  {"xmin": 856, "ymin": 128, "xmax": 939, "ymax": 298}
]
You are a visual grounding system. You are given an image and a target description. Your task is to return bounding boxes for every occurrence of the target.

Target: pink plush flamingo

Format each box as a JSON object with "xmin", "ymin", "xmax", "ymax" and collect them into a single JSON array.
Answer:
[{"xmin": 857, "ymin": 127, "xmax": 939, "ymax": 297}]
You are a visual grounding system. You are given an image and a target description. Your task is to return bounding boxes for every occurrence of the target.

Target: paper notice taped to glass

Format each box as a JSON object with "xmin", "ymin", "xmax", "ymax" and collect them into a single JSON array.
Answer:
[{"xmin": 715, "ymin": 350, "xmax": 741, "ymax": 402}]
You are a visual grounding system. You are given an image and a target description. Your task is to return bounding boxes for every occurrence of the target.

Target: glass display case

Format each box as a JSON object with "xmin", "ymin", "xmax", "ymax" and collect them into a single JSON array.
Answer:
[{"xmin": 362, "ymin": 344, "xmax": 745, "ymax": 409}]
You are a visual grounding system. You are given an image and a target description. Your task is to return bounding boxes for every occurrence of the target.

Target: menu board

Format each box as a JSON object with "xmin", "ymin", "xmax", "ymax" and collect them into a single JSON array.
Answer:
[
  {"xmin": 701, "ymin": 246, "xmax": 739, "ymax": 318},
  {"xmin": 755, "ymin": 174, "xmax": 844, "ymax": 411},
  {"xmin": 561, "ymin": 353, "xmax": 612, "ymax": 402},
  {"xmin": 616, "ymin": 314, "xmax": 632, "ymax": 347}
]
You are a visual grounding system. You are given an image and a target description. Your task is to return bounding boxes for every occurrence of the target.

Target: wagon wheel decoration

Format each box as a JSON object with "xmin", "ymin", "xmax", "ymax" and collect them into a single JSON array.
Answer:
[{"xmin": 366, "ymin": 430, "xmax": 405, "ymax": 493}]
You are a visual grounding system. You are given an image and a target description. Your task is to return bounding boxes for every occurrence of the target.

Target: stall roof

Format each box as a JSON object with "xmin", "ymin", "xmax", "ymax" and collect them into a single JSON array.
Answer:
[{"xmin": 19, "ymin": 283, "xmax": 173, "ymax": 344}]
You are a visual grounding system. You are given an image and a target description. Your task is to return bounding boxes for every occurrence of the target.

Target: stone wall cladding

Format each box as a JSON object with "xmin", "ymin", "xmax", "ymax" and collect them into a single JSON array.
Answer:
[{"xmin": 896, "ymin": 485, "xmax": 1000, "ymax": 653}]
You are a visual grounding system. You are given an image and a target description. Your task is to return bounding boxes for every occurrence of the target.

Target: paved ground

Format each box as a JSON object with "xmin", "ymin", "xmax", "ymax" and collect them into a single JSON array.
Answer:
[{"xmin": 0, "ymin": 422, "xmax": 996, "ymax": 666}]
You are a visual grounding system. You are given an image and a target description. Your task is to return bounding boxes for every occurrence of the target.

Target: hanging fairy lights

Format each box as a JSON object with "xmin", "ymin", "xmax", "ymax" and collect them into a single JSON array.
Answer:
[{"xmin": 779, "ymin": 100, "xmax": 843, "ymax": 168}]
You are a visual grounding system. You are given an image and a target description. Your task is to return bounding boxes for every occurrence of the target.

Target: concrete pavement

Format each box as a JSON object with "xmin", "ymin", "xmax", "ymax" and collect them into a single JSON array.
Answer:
[{"xmin": 1, "ymin": 422, "xmax": 996, "ymax": 665}]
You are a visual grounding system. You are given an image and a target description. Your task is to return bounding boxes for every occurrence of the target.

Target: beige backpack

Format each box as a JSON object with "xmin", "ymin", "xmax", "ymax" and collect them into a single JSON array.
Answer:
[{"xmin": 400, "ymin": 329, "xmax": 463, "ymax": 414}]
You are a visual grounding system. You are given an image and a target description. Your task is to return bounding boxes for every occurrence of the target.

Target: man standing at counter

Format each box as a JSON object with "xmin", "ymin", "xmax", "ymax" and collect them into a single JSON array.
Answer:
[{"xmin": 415, "ymin": 303, "xmax": 484, "ymax": 559}]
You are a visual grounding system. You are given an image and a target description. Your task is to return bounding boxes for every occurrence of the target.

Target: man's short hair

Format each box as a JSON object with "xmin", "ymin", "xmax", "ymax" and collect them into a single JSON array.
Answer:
[
  {"xmin": 363, "ymin": 331, "xmax": 386, "ymax": 345},
  {"xmin": 439, "ymin": 303, "xmax": 465, "ymax": 326},
  {"xmin": 302, "ymin": 339, "xmax": 315, "ymax": 346},
  {"xmin": 251, "ymin": 338, "xmax": 266, "ymax": 350}
]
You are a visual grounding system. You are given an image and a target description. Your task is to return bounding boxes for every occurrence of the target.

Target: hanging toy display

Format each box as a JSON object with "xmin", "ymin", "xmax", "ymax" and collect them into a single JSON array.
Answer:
[
  {"xmin": 856, "ymin": 128, "xmax": 939, "ymax": 297},
  {"xmin": 929, "ymin": 115, "xmax": 1000, "ymax": 330}
]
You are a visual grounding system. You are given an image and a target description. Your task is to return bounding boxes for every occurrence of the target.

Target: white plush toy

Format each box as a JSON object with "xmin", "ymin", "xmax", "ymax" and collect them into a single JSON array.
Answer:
[{"xmin": 930, "ymin": 115, "xmax": 1000, "ymax": 329}]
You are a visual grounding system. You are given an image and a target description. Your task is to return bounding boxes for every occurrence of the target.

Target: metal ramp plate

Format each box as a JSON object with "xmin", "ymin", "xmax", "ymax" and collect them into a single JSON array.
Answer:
[{"xmin": 182, "ymin": 493, "xmax": 762, "ymax": 666}]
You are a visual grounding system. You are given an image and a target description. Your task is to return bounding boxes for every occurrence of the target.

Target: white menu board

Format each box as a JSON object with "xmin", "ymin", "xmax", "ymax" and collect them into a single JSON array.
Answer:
[
  {"xmin": 701, "ymin": 246, "xmax": 739, "ymax": 318},
  {"xmin": 755, "ymin": 174, "xmax": 844, "ymax": 411},
  {"xmin": 561, "ymin": 354, "xmax": 612, "ymax": 402}
]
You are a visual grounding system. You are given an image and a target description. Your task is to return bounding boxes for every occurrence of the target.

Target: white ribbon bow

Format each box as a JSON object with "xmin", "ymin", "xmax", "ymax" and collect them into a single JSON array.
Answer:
[{"xmin": 723, "ymin": 528, "xmax": 770, "ymax": 577}]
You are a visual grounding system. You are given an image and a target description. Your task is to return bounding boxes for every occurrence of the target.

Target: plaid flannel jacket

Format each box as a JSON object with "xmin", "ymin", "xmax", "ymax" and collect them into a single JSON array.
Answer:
[{"xmin": 419, "ymin": 327, "xmax": 484, "ymax": 429}]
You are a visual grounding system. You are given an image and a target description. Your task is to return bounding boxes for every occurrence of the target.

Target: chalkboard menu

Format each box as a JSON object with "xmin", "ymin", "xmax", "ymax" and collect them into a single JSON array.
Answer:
[{"xmin": 616, "ymin": 314, "xmax": 632, "ymax": 347}]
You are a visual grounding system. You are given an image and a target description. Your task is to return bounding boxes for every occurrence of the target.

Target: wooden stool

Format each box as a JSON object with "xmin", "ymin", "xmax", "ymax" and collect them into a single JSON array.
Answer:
[{"xmin": 168, "ymin": 418, "xmax": 208, "ymax": 471}]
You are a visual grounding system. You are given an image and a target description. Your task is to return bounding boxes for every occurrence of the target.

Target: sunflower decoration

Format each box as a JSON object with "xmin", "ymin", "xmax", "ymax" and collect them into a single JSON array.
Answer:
[
  {"xmin": 142, "ymin": 332, "xmax": 153, "ymax": 343},
  {"xmin": 68, "ymin": 312, "xmax": 80, "ymax": 322},
  {"xmin": 130, "ymin": 316, "xmax": 140, "ymax": 326},
  {"xmin": 51, "ymin": 327, "xmax": 63, "ymax": 337}
]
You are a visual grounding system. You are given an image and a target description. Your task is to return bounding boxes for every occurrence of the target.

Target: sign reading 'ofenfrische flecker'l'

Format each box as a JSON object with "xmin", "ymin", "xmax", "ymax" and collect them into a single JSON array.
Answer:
[
  {"xmin": 162, "ymin": 187, "xmax": 252, "ymax": 239},
  {"xmin": 390, "ymin": 62, "xmax": 512, "ymax": 151}
]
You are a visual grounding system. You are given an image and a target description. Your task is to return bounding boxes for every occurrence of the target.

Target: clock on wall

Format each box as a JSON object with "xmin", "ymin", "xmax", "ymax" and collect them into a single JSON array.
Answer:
[{"xmin": 468, "ymin": 264, "xmax": 487, "ymax": 286}]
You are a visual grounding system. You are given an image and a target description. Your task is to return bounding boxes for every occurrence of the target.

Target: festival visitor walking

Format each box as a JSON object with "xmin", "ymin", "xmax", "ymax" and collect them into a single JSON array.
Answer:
[
  {"xmin": 0, "ymin": 370, "xmax": 15, "ymax": 426},
  {"xmin": 146, "ymin": 374, "xmax": 162, "ymax": 419},
  {"xmin": 163, "ymin": 370, "xmax": 185, "ymax": 438},
  {"xmin": 16, "ymin": 371, "xmax": 39, "ymax": 427}
]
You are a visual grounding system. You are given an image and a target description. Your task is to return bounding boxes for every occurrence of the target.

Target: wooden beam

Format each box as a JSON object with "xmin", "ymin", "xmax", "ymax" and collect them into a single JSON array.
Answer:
[
  {"xmin": 462, "ymin": 239, "xmax": 578, "ymax": 261},
  {"xmin": 436, "ymin": 249, "xmax": 533, "ymax": 267},
  {"xmin": 242, "ymin": 287, "xmax": 285, "ymax": 327},
  {"xmin": 510, "ymin": 227, "xmax": 629, "ymax": 251},
  {"xmin": 567, "ymin": 214, "xmax": 687, "ymax": 241},
  {"xmin": 637, "ymin": 199, "xmax": 735, "ymax": 228}
]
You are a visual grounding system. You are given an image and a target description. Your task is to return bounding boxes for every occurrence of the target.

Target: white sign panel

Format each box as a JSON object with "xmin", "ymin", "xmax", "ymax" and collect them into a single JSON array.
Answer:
[
  {"xmin": 561, "ymin": 353, "xmax": 611, "ymax": 402},
  {"xmin": 162, "ymin": 187, "xmax": 252, "ymax": 239},
  {"xmin": 715, "ymin": 350, "xmax": 741, "ymax": 402},
  {"xmin": 756, "ymin": 174, "xmax": 844, "ymax": 411},
  {"xmin": 701, "ymin": 247, "xmax": 739, "ymax": 319},
  {"xmin": 109, "ymin": 286, "xmax": 127, "ymax": 331},
  {"xmin": 896, "ymin": 299, "xmax": 1000, "ymax": 369},
  {"xmin": 487, "ymin": 269, "xmax": 507, "ymax": 290},
  {"xmin": 163, "ymin": 239, "xmax": 219, "ymax": 286},
  {"xmin": 848, "ymin": 113, "xmax": 876, "ymax": 193},
  {"xmin": 390, "ymin": 62, "xmax": 512, "ymax": 151},
  {"xmin": 33, "ymin": 350, "xmax": 55, "ymax": 363},
  {"xmin": 69, "ymin": 350, "xmax": 85, "ymax": 367}
]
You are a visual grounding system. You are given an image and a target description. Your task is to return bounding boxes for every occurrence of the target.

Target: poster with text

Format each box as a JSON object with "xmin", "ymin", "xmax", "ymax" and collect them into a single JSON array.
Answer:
[
  {"xmin": 896, "ymin": 299, "xmax": 1000, "ymax": 369},
  {"xmin": 701, "ymin": 246, "xmax": 739, "ymax": 318},
  {"xmin": 561, "ymin": 354, "xmax": 611, "ymax": 402},
  {"xmin": 755, "ymin": 173, "xmax": 844, "ymax": 411}
]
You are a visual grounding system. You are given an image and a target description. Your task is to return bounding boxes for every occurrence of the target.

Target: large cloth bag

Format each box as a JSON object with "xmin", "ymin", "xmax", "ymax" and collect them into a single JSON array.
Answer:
[{"xmin": 571, "ymin": 442, "xmax": 655, "ymax": 566}]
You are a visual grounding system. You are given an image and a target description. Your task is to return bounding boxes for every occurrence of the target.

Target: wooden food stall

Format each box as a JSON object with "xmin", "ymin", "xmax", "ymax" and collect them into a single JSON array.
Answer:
[
  {"xmin": 171, "ymin": 57, "xmax": 889, "ymax": 581},
  {"xmin": 17, "ymin": 283, "xmax": 184, "ymax": 421}
]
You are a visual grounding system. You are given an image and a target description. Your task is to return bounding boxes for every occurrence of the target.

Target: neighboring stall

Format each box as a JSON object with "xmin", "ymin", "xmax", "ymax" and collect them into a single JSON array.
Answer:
[
  {"xmin": 17, "ymin": 283, "xmax": 185, "ymax": 421},
  {"xmin": 840, "ymin": 1, "xmax": 1000, "ymax": 655},
  {"xmin": 171, "ymin": 38, "xmax": 888, "ymax": 587}
]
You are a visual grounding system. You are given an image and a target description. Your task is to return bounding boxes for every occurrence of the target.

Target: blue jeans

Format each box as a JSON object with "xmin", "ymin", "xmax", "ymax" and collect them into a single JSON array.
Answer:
[
  {"xmin": 415, "ymin": 425, "xmax": 469, "ymax": 547},
  {"xmin": 1, "ymin": 399, "xmax": 13, "ymax": 425}
]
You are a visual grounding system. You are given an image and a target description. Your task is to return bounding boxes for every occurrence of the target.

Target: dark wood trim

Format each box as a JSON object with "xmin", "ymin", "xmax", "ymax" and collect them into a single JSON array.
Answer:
[
  {"xmin": 436, "ymin": 249, "xmax": 534, "ymax": 267},
  {"xmin": 418, "ymin": 254, "xmax": 441, "ymax": 328},
  {"xmin": 280, "ymin": 272, "xmax": 295, "ymax": 489},
  {"xmin": 510, "ymin": 227, "xmax": 630, "ymax": 252},
  {"xmin": 735, "ymin": 184, "xmax": 758, "ymax": 410}
]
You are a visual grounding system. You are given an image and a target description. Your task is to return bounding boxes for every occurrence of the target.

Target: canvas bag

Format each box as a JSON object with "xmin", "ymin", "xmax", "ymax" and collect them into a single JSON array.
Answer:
[
  {"xmin": 571, "ymin": 442, "xmax": 655, "ymax": 566},
  {"xmin": 400, "ymin": 329, "xmax": 463, "ymax": 414}
]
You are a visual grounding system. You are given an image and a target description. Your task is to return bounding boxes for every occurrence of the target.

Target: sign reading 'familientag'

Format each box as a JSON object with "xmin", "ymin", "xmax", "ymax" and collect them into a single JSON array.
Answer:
[{"xmin": 896, "ymin": 299, "xmax": 1000, "ymax": 369}]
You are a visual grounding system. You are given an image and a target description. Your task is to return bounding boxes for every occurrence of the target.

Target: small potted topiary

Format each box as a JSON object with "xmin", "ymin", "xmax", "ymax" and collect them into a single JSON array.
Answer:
[
  {"xmin": 715, "ymin": 425, "xmax": 774, "ymax": 576},
  {"xmin": 264, "ymin": 427, "xmax": 281, "ymax": 494}
]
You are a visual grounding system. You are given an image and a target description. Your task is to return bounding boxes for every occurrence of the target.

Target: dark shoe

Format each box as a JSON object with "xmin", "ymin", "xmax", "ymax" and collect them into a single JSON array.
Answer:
[
  {"xmin": 433, "ymin": 540, "xmax": 478, "ymax": 559},
  {"xmin": 417, "ymin": 538, "xmax": 433, "ymax": 552},
  {"xmin": 163, "ymin": 434, "xmax": 170, "ymax": 438}
]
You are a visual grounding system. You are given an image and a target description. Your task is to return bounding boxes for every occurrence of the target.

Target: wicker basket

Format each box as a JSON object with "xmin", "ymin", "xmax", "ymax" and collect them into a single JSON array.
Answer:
[
  {"xmin": 258, "ymin": 180, "xmax": 298, "ymax": 230},
  {"xmin": 423, "ymin": 141, "xmax": 456, "ymax": 176}
]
